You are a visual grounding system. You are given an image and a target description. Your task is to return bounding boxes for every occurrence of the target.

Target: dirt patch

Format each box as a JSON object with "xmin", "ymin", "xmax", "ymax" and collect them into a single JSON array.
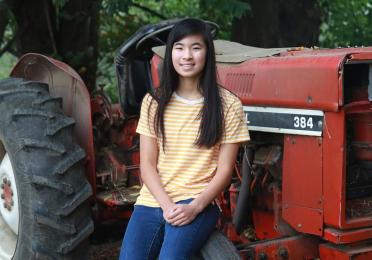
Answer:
[
  {"xmin": 91, "ymin": 241, "xmax": 121, "ymax": 260},
  {"xmin": 90, "ymin": 221, "xmax": 126, "ymax": 260}
]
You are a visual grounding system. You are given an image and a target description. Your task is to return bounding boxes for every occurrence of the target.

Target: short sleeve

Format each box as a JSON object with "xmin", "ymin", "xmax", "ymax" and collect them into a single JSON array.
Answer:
[
  {"xmin": 136, "ymin": 94, "xmax": 157, "ymax": 138},
  {"xmin": 221, "ymin": 99, "xmax": 250, "ymax": 144}
]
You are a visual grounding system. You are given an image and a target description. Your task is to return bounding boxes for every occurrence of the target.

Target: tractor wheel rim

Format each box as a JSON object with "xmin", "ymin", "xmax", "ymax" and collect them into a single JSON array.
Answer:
[{"xmin": 0, "ymin": 153, "xmax": 19, "ymax": 259}]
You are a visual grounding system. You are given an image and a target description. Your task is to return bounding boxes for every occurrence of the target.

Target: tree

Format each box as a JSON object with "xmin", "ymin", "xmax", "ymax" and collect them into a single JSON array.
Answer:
[
  {"xmin": 97, "ymin": 0, "xmax": 249, "ymax": 100},
  {"xmin": 4, "ymin": 0, "xmax": 370, "ymax": 94},
  {"xmin": 0, "ymin": 0, "xmax": 100, "ymax": 90},
  {"xmin": 318, "ymin": 0, "xmax": 372, "ymax": 47},
  {"xmin": 0, "ymin": 0, "xmax": 248, "ymax": 94},
  {"xmin": 231, "ymin": 0, "xmax": 322, "ymax": 47}
]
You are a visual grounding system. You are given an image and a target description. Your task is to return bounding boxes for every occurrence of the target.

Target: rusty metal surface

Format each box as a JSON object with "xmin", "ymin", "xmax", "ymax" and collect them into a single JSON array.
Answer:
[
  {"xmin": 218, "ymin": 54, "xmax": 345, "ymax": 112},
  {"xmin": 324, "ymin": 226, "xmax": 372, "ymax": 244},
  {"xmin": 322, "ymin": 110, "xmax": 372, "ymax": 230},
  {"xmin": 152, "ymin": 46, "xmax": 372, "ymax": 113},
  {"xmin": 152, "ymin": 49, "xmax": 349, "ymax": 112},
  {"xmin": 281, "ymin": 46, "xmax": 372, "ymax": 58},
  {"xmin": 10, "ymin": 53, "xmax": 96, "ymax": 192},
  {"xmin": 252, "ymin": 209, "xmax": 281, "ymax": 240},
  {"xmin": 322, "ymin": 111, "xmax": 346, "ymax": 228},
  {"xmin": 281, "ymin": 135, "xmax": 323, "ymax": 235},
  {"xmin": 346, "ymin": 196, "xmax": 372, "ymax": 219},
  {"xmin": 320, "ymin": 241, "xmax": 372, "ymax": 260},
  {"xmin": 349, "ymin": 52, "xmax": 372, "ymax": 61},
  {"xmin": 240, "ymin": 235, "xmax": 320, "ymax": 260},
  {"xmin": 96, "ymin": 185, "xmax": 140, "ymax": 206}
]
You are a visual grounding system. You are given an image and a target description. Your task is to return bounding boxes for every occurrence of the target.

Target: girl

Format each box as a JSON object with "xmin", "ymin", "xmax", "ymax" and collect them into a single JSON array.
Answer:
[{"xmin": 120, "ymin": 18, "xmax": 250, "ymax": 260}]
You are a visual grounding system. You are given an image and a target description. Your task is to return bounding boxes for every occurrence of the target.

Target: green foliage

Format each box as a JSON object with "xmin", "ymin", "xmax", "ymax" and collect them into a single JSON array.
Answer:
[
  {"xmin": 0, "ymin": 1, "xmax": 16, "ymax": 52},
  {"xmin": 51, "ymin": 0, "xmax": 70, "ymax": 8},
  {"xmin": 319, "ymin": 0, "xmax": 372, "ymax": 47},
  {"xmin": 101, "ymin": 0, "xmax": 131, "ymax": 15},
  {"xmin": 0, "ymin": 52, "xmax": 16, "ymax": 79},
  {"xmin": 199, "ymin": 0, "xmax": 250, "ymax": 39}
]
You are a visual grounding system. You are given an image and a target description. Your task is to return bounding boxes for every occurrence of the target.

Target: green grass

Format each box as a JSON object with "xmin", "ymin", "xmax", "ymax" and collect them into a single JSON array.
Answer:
[{"xmin": 0, "ymin": 52, "xmax": 17, "ymax": 79}]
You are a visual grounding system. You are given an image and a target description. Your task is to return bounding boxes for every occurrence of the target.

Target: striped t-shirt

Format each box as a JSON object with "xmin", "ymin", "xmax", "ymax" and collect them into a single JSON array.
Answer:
[{"xmin": 135, "ymin": 87, "xmax": 250, "ymax": 207}]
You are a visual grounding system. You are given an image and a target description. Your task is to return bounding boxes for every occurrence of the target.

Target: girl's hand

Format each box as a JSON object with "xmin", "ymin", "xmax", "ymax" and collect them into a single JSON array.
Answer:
[
  {"xmin": 165, "ymin": 203, "xmax": 200, "ymax": 226},
  {"xmin": 162, "ymin": 203, "xmax": 178, "ymax": 223}
]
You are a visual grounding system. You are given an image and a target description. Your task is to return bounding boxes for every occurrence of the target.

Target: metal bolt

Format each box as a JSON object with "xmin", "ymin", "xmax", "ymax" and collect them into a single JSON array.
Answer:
[
  {"xmin": 1, "ymin": 194, "xmax": 4, "ymax": 199},
  {"xmin": 258, "ymin": 252, "xmax": 268, "ymax": 260},
  {"xmin": 297, "ymin": 223, "xmax": 302, "ymax": 228},
  {"xmin": 0, "ymin": 183, "xmax": 4, "ymax": 189},
  {"xmin": 245, "ymin": 250, "xmax": 255, "ymax": 260},
  {"xmin": 278, "ymin": 247, "xmax": 288, "ymax": 258}
]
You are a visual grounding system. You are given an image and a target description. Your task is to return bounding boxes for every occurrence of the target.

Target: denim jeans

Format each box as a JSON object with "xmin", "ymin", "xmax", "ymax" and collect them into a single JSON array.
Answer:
[{"xmin": 119, "ymin": 199, "xmax": 219, "ymax": 260}]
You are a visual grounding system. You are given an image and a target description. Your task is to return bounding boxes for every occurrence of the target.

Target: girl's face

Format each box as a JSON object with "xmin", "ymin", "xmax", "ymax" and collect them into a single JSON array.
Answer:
[{"xmin": 171, "ymin": 34, "xmax": 207, "ymax": 81}]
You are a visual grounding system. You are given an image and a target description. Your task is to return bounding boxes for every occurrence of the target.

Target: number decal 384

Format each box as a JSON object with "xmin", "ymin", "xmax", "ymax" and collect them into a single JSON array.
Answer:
[{"xmin": 293, "ymin": 116, "xmax": 314, "ymax": 129}]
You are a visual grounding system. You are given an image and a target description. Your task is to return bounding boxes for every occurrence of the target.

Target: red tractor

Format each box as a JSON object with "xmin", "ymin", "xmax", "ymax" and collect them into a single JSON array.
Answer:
[{"xmin": 1, "ymin": 19, "xmax": 372, "ymax": 259}]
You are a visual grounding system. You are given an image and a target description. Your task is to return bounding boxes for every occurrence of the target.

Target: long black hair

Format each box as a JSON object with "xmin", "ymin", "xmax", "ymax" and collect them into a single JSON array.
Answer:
[{"xmin": 151, "ymin": 18, "xmax": 224, "ymax": 149}]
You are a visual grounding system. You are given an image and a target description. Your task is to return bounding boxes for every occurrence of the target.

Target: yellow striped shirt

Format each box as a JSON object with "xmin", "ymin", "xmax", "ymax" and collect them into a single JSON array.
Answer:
[{"xmin": 136, "ymin": 87, "xmax": 250, "ymax": 207}]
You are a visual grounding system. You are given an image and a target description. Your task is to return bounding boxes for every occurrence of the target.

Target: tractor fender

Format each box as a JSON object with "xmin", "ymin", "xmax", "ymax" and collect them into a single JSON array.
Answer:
[{"xmin": 10, "ymin": 53, "xmax": 96, "ymax": 193}]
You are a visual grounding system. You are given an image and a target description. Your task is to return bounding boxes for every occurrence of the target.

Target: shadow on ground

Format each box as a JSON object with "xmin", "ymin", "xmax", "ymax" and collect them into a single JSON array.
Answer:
[{"xmin": 90, "ymin": 221, "xmax": 127, "ymax": 260}]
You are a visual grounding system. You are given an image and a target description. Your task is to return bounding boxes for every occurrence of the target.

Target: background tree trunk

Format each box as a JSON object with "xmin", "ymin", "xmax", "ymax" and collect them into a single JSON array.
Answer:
[
  {"xmin": 231, "ymin": 0, "xmax": 322, "ymax": 47},
  {"xmin": 6, "ymin": 0, "xmax": 100, "ymax": 90}
]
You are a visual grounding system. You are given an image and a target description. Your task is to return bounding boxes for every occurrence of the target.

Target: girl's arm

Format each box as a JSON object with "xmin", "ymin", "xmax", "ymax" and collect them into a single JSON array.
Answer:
[
  {"xmin": 140, "ymin": 135, "xmax": 176, "ymax": 214},
  {"xmin": 166, "ymin": 143, "xmax": 239, "ymax": 226}
]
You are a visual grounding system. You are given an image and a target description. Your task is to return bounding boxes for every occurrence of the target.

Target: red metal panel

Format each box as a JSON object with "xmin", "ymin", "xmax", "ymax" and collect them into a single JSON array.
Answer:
[
  {"xmin": 283, "ymin": 206, "xmax": 323, "ymax": 236},
  {"xmin": 320, "ymin": 242, "xmax": 372, "ymax": 260},
  {"xmin": 151, "ymin": 54, "xmax": 162, "ymax": 88},
  {"xmin": 282, "ymin": 135, "xmax": 323, "ymax": 235},
  {"xmin": 350, "ymin": 52, "xmax": 372, "ymax": 60},
  {"xmin": 252, "ymin": 209, "xmax": 281, "ymax": 240},
  {"xmin": 282, "ymin": 46, "xmax": 372, "ymax": 58},
  {"xmin": 10, "ymin": 54, "xmax": 96, "ymax": 192},
  {"xmin": 323, "ymin": 111, "xmax": 345, "ymax": 228},
  {"xmin": 322, "ymin": 107, "xmax": 372, "ymax": 230},
  {"xmin": 240, "ymin": 235, "xmax": 320, "ymax": 260},
  {"xmin": 217, "ymin": 54, "xmax": 345, "ymax": 111},
  {"xmin": 324, "ymin": 227, "xmax": 372, "ymax": 244}
]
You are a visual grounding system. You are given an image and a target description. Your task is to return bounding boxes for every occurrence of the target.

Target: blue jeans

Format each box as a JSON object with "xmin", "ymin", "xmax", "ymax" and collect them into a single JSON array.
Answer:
[{"xmin": 119, "ymin": 199, "xmax": 219, "ymax": 260}]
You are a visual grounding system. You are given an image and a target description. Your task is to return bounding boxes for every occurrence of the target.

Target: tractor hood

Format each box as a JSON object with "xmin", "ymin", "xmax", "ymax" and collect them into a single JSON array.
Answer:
[{"xmin": 154, "ymin": 42, "xmax": 372, "ymax": 112}]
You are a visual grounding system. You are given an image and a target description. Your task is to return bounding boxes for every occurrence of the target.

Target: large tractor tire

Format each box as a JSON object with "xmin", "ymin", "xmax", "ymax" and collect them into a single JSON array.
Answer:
[
  {"xmin": 0, "ymin": 78, "xmax": 93, "ymax": 260},
  {"xmin": 191, "ymin": 230, "xmax": 240, "ymax": 260},
  {"xmin": 199, "ymin": 230, "xmax": 240, "ymax": 260}
]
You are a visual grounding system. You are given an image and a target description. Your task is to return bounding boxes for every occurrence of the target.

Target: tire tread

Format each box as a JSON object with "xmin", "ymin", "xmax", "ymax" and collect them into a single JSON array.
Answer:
[
  {"xmin": 58, "ymin": 182, "xmax": 92, "ymax": 216},
  {"xmin": 58, "ymin": 220, "xmax": 94, "ymax": 254},
  {"xmin": 0, "ymin": 79, "xmax": 92, "ymax": 260},
  {"xmin": 20, "ymin": 138, "xmax": 66, "ymax": 154},
  {"xmin": 53, "ymin": 147, "xmax": 86, "ymax": 175}
]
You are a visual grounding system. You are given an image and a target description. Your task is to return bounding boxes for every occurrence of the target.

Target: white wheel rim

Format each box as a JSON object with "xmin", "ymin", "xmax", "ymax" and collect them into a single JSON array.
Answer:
[{"xmin": 0, "ymin": 153, "xmax": 19, "ymax": 259}]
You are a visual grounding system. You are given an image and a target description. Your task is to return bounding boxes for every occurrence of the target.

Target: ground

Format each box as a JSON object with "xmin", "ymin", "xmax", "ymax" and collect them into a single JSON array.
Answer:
[{"xmin": 90, "ymin": 221, "xmax": 126, "ymax": 260}]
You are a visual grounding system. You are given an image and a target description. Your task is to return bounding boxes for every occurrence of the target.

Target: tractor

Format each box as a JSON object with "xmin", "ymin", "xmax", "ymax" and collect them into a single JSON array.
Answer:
[{"xmin": 1, "ymin": 19, "xmax": 372, "ymax": 259}]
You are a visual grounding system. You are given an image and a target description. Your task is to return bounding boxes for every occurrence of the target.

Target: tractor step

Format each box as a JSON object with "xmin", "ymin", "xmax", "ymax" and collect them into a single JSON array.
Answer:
[{"xmin": 96, "ymin": 185, "xmax": 140, "ymax": 207}]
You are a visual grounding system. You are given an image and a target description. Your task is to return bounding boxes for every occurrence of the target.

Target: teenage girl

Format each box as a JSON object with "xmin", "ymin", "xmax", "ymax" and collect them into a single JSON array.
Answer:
[{"xmin": 119, "ymin": 18, "xmax": 250, "ymax": 260}]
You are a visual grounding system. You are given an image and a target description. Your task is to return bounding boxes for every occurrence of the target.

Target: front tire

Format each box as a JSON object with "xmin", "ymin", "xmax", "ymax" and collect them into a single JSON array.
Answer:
[{"xmin": 0, "ymin": 78, "xmax": 93, "ymax": 259}]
